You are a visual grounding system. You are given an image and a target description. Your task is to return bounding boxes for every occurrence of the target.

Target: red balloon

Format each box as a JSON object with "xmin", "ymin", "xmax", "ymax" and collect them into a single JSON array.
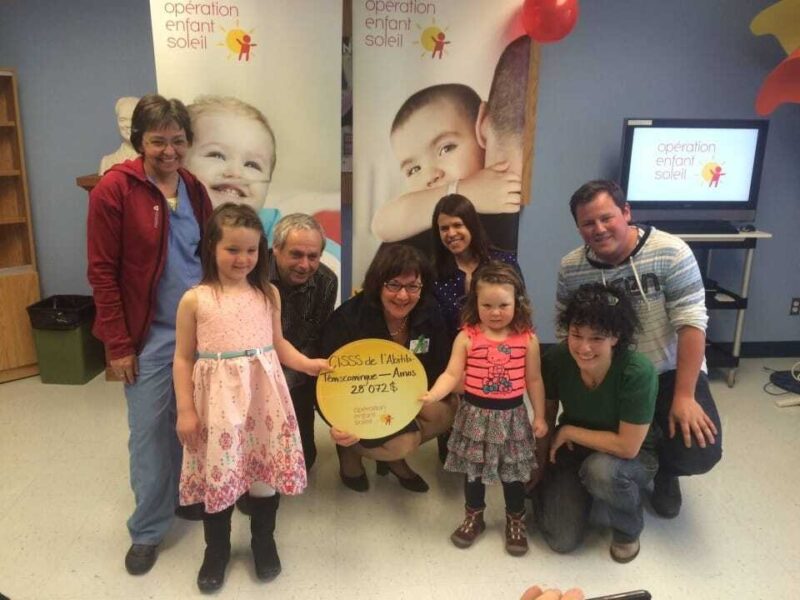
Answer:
[
  {"xmin": 521, "ymin": 0, "xmax": 580, "ymax": 43},
  {"xmin": 755, "ymin": 48, "xmax": 800, "ymax": 115}
]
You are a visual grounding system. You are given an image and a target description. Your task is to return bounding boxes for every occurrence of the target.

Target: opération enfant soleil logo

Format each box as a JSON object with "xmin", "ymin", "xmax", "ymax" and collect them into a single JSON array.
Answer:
[
  {"xmin": 362, "ymin": 0, "xmax": 452, "ymax": 59},
  {"xmin": 160, "ymin": 1, "xmax": 258, "ymax": 62},
  {"xmin": 651, "ymin": 140, "xmax": 728, "ymax": 187}
]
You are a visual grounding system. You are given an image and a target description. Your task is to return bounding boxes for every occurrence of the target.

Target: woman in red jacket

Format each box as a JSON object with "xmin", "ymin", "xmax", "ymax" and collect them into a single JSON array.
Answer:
[{"xmin": 87, "ymin": 94, "xmax": 212, "ymax": 576}]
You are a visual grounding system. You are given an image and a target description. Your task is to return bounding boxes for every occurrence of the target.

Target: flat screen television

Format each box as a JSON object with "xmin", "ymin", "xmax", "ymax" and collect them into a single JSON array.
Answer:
[{"xmin": 619, "ymin": 118, "xmax": 769, "ymax": 224}]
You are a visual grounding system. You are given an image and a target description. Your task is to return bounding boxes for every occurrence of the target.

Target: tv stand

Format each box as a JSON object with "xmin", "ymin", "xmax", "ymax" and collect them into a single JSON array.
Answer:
[
  {"xmin": 677, "ymin": 229, "xmax": 772, "ymax": 387},
  {"xmin": 647, "ymin": 220, "xmax": 740, "ymax": 235}
]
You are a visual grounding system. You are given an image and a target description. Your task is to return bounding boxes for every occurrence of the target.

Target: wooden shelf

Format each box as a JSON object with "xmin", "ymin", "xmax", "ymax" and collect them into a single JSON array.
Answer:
[
  {"xmin": 76, "ymin": 173, "xmax": 101, "ymax": 191},
  {"xmin": 0, "ymin": 364, "xmax": 39, "ymax": 384},
  {"xmin": 0, "ymin": 68, "xmax": 39, "ymax": 382},
  {"xmin": 0, "ymin": 264, "xmax": 35, "ymax": 275}
]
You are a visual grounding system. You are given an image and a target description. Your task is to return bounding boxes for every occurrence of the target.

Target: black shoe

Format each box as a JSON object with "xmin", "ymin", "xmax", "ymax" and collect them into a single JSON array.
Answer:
[
  {"xmin": 336, "ymin": 445, "xmax": 369, "ymax": 492},
  {"xmin": 610, "ymin": 537, "xmax": 641, "ymax": 563},
  {"xmin": 125, "ymin": 543, "xmax": 157, "ymax": 575},
  {"xmin": 651, "ymin": 471, "xmax": 682, "ymax": 518},
  {"xmin": 252, "ymin": 535, "xmax": 282, "ymax": 581},
  {"xmin": 376, "ymin": 460, "xmax": 429, "ymax": 493},
  {"xmin": 339, "ymin": 467, "xmax": 370, "ymax": 492},
  {"xmin": 197, "ymin": 546, "xmax": 230, "ymax": 592}
]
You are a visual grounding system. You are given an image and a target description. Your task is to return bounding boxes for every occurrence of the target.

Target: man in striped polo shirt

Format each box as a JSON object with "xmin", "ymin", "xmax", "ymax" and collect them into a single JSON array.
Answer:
[{"xmin": 556, "ymin": 180, "xmax": 722, "ymax": 518}]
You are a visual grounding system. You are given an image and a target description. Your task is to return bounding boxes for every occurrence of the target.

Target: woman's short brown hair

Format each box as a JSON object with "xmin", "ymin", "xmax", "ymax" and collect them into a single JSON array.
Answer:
[
  {"xmin": 362, "ymin": 244, "xmax": 433, "ymax": 305},
  {"xmin": 130, "ymin": 94, "xmax": 193, "ymax": 152}
]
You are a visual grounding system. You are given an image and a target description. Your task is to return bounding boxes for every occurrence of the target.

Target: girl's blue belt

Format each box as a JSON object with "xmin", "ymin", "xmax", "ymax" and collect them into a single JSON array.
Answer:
[{"xmin": 196, "ymin": 345, "xmax": 273, "ymax": 360}]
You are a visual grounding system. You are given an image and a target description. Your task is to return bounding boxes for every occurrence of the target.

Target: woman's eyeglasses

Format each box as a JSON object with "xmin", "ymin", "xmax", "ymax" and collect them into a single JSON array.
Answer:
[
  {"xmin": 575, "ymin": 288, "xmax": 620, "ymax": 306},
  {"xmin": 143, "ymin": 136, "xmax": 188, "ymax": 150},
  {"xmin": 384, "ymin": 281, "xmax": 423, "ymax": 294}
]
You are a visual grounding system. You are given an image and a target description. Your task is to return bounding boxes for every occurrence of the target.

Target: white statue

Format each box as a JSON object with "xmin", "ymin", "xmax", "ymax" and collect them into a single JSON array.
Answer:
[{"xmin": 98, "ymin": 96, "xmax": 140, "ymax": 174}]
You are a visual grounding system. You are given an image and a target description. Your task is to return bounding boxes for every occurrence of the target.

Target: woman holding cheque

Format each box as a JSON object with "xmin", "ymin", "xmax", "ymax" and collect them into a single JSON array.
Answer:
[{"xmin": 319, "ymin": 244, "xmax": 456, "ymax": 493}]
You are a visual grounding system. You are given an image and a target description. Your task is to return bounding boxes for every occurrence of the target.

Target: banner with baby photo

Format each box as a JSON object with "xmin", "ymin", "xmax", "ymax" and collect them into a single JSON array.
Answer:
[
  {"xmin": 351, "ymin": 0, "xmax": 536, "ymax": 284},
  {"xmin": 149, "ymin": 0, "xmax": 342, "ymax": 303}
]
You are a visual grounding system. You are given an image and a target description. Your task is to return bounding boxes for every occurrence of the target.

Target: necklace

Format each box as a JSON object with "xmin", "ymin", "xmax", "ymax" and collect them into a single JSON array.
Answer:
[
  {"xmin": 583, "ymin": 376, "xmax": 600, "ymax": 390},
  {"xmin": 388, "ymin": 316, "xmax": 408, "ymax": 337},
  {"xmin": 580, "ymin": 365, "xmax": 609, "ymax": 390}
]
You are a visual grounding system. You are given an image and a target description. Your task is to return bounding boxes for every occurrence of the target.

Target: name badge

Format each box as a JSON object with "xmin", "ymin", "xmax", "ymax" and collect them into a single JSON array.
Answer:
[{"xmin": 410, "ymin": 335, "xmax": 430, "ymax": 354}]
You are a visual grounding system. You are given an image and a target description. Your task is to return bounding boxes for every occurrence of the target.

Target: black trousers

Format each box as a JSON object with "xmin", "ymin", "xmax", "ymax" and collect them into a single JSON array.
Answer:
[{"xmin": 291, "ymin": 380, "xmax": 317, "ymax": 469}]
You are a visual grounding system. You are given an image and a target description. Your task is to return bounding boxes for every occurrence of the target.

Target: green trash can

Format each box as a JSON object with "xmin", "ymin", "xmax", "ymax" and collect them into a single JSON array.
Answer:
[{"xmin": 26, "ymin": 295, "xmax": 106, "ymax": 385}]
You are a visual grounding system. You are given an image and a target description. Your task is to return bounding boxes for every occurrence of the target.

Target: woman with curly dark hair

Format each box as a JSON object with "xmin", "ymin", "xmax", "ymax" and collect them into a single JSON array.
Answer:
[{"xmin": 534, "ymin": 282, "xmax": 658, "ymax": 564}]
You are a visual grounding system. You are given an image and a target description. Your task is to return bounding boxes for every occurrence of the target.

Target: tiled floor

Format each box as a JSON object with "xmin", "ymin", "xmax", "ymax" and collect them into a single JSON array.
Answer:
[{"xmin": 1, "ymin": 357, "xmax": 798, "ymax": 599}]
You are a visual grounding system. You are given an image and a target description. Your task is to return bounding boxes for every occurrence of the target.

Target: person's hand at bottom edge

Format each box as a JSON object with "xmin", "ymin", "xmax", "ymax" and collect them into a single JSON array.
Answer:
[{"xmin": 521, "ymin": 585, "xmax": 585, "ymax": 600}]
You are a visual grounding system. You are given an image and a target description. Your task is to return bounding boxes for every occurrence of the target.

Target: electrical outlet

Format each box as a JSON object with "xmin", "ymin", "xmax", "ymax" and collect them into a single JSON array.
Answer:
[{"xmin": 791, "ymin": 298, "xmax": 800, "ymax": 316}]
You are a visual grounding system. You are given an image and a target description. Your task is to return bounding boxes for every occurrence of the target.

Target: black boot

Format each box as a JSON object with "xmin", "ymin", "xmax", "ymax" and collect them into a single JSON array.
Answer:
[
  {"xmin": 197, "ymin": 506, "xmax": 233, "ymax": 592},
  {"xmin": 236, "ymin": 492, "xmax": 253, "ymax": 516},
  {"xmin": 250, "ymin": 494, "xmax": 282, "ymax": 581}
]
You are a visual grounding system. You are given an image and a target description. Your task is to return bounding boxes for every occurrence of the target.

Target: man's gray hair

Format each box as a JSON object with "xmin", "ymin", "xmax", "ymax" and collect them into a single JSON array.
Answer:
[{"xmin": 272, "ymin": 213, "xmax": 326, "ymax": 251}]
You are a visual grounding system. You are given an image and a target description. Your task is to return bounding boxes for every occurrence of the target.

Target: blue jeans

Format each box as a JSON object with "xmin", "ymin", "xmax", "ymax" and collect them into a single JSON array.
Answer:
[
  {"xmin": 535, "ymin": 443, "xmax": 658, "ymax": 551},
  {"xmin": 124, "ymin": 360, "xmax": 182, "ymax": 545},
  {"xmin": 655, "ymin": 371, "xmax": 722, "ymax": 477}
]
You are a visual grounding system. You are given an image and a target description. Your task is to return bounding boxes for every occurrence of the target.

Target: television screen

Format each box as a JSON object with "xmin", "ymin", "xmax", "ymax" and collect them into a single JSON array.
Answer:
[{"xmin": 620, "ymin": 118, "xmax": 769, "ymax": 223}]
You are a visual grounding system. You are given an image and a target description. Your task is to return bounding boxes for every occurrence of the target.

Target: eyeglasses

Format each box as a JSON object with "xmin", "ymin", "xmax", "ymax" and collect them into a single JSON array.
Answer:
[
  {"xmin": 574, "ymin": 287, "xmax": 620, "ymax": 306},
  {"xmin": 384, "ymin": 281, "xmax": 423, "ymax": 294},
  {"xmin": 143, "ymin": 136, "xmax": 188, "ymax": 150}
]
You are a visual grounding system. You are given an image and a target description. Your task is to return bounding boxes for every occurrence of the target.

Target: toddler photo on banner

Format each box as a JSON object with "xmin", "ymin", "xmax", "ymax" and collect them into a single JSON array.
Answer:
[
  {"xmin": 149, "ymin": 0, "xmax": 342, "ymax": 302},
  {"xmin": 352, "ymin": 0, "xmax": 534, "ymax": 284}
]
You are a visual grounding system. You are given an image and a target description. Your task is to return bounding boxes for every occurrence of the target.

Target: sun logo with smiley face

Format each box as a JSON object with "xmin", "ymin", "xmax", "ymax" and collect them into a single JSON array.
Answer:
[
  {"xmin": 414, "ymin": 18, "xmax": 451, "ymax": 59},
  {"xmin": 701, "ymin": 161, "xmax": 727, "ymax": 188},
  {"xmin": 217, "ymin": 21, "xmax": 258, "ymax": 62}
]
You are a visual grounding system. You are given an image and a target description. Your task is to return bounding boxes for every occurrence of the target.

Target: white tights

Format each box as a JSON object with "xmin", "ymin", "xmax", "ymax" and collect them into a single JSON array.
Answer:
[{"xmin": 249, "ymin": 482, "xmax": 276, "ymax": 498}]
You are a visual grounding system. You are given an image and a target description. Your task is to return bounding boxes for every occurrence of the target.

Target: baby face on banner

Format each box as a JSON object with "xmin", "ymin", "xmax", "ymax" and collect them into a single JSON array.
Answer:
[
  {"xmin": 187, "ymin": 106, "xmax": 275, "ymax": 210},
  {"xmin": 390, "ymin": 97, "xmax": 484, "ymax": 193}
]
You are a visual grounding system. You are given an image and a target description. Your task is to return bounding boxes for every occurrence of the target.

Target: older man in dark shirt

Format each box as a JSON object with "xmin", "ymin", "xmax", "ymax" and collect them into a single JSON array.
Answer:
[{"xmin": 269, "ymin": 214, "xmax": 337, "ymax": 469}]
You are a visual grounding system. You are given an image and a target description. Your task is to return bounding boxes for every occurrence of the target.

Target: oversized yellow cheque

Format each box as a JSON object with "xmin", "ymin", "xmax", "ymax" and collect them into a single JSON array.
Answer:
[{"xmin": 317, "ymin": 338, "xmax": 427, "ymax": 439}]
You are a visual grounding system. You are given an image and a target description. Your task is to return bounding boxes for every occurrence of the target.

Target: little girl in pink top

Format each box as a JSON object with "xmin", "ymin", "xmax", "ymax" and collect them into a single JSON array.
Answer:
[{"xmin": 422, "ymin": 261, "xmax": 547, "ymax": 556}]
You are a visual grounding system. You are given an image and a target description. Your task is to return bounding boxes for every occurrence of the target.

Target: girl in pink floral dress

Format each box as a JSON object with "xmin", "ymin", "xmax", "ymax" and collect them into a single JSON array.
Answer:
[{"xmin": 173, "ymin": 203, "xmax": 329, "ymax": 592}]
